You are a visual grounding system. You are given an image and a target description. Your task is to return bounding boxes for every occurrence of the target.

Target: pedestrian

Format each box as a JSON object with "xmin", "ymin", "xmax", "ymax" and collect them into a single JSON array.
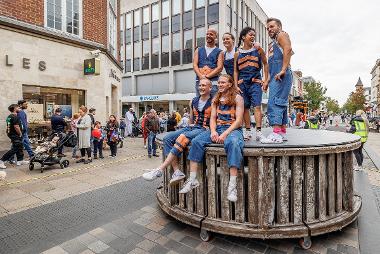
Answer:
[
  {"xmin": 125, "ymin": 108, "xmax": 134, "ymax": 136},
  {"xmin": 50, "ymin": 107, "xmax": 67, "ymax": 156},
  {"xmin": 348, "ymin": 110, "xmax": 368, "ymax": 171},
  {"xmin": 119, "ymin": 118, "xmax": 126, "ymax": 138},
  {"xmin": 261, "ymin": 18, "xmax": 294, "ymax": 143},
  {"xmin": 0, "ymin": 104, "xmax": 29, "ymax": 169},
  {"xmin": 70, "ymin": 113, "xmax": 80, "ymax": 158},
  {"xmin": 92, "ymin": 121, "xmax": 104, "ymax": 159},
  {"xmin": 106, "ymin": 115, "xmax": 119, "ymax": 157},
  {"xmin": 88, "ymin": 108, "xmax": 96, "ymax": 151},
  {"xmin": 304, "ymin": 113, "xmax": 319, "ymax": 129},
  {"xmin": 76, "ymin": 106, "xmax": 92, "ymax": 164},
  {"xmin": 159, "ymin": 112, "xmax": 167, "ymax": 133},
  {"xmin": 141, "ymin": 112, "xmax": 148, "ymax": 148},
  {"xmin": 167, "ymin": 112, "xmax": 177, "ymax": 132},
  {"xmin": 175, "ymin": 110, "xmax": 182, "ymax": 124},
  {"xmin": 17, "ymin": 100, "xmax": 34, "ymax": 158},
  {"xmin": 177, "ymin": 113, "xmax": 190, "ymax": 129},
  {"xmin": 146, "ymin": 109, "xmax": 160, "ymax": 158}
]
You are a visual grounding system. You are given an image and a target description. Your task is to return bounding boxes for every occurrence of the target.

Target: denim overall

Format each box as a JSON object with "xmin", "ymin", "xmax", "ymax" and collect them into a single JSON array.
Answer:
[
  {"xmin": 163, "ymin": 96, "xmax": 212, "ymax": 157},
  {"xmin": 188, "ymin": 101, "xmax": 244, "ymax": 169},
  {"xmin": 267, "ymin": 39, "xmax": 293, "ymax": 126},
  {"xmin": 237, "ymin": 48, "xmax": 263, "ymax": 108},
  {"xmin": 223, "ymin": 47, "xmax": 238, "ymax": 77},
  {"xmin": 195, "ymin": 47, "xmax": 222, "ymax": 97}
]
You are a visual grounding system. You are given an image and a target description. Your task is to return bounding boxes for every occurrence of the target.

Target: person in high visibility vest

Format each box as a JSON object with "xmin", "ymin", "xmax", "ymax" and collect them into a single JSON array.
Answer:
[
  {"xmin": 348, "ymin": 110, "xmax": 369, "ymax": 171},
  {"xmin": 304, "ymin": 113, "xmax": 319, "ymax": 129}
]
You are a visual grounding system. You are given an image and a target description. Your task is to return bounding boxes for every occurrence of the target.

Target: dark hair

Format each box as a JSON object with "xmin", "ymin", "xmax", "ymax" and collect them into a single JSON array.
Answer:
[
  {"xmin": 55, "ymin": 107, "xmax": 62, "ymax": 113},
  {"xmin": 223, "ymin": 32, "xmax": 235, "ymax": 41},
  {"xmin": 89, "ymin": 108, "xmax": 96, "ymax": 113},
  {"xmin": 238, "ymin": 27, "xmax": 255, "ymax": 47},
  {"xmin": 17, "ymin": 100, "xmax": 26, "ymax": 105},
  {"xmin": 95, "ymin": 121, "xmax": 101, "ymax": 125},
  {"xmin": 8, "ymin": 104, "xmax": 18, "ymax": 112},
  {"xmin": 267, "ymin": 17, "xmax": 282, "ymax": 28}
]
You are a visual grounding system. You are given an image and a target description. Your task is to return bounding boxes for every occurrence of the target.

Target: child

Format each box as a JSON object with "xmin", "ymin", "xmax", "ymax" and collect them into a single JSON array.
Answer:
[
  {"xmin": 106, "ymin": 115, "xmax": 119, "ymax": 157},
  {"xmin": 179, "ymin": 74, "xmax": 245, "ymax": 202},
  {"xmin": 234, "ymin": 27, "xmax": 268, "ymax": 141},
  {"xmin": 92, "ymin": 121, "xmax": 104, "ymax": 159},
  {"xmin": 119, "ymin": 118, "xmax": 126, "ymax": 138},
  {"xmin": 35, "ymin": 135, "xmax": 60, "ymax": 154}
]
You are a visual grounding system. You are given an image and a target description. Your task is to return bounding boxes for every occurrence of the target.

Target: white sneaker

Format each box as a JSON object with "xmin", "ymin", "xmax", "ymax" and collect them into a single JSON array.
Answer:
[
  {"xmin": 260, "ymin": 132, "xmax": 284, "ymax": 144},
  {"xmin": 280, "ymin": 132, "xmax": 288, "ymax": 141},
  {"xmin": 0, "ymin": 171, "xmax": 6, "ymax": 180},
  {"xmin": 243, "ymin": 129, "xmax": 252, "ymax": 140},
  {"xmin": 169, "ymin": 170, "xmax": 186, "ymax": 186},
  {"xmin": 227, "ymin": 184, "xmax": 237, "ymax": 202},
  {"xmin": 16, "ymin": 160, "xmax": 29, "ymax": 166},
  {"xmin": 255, "ymin": 130, "xmax": 264, "ymax": 141},
  {"xmin": 179, "ymin": 178, "xmax": 199, "ymax": 194},
  {"xmin": 142, "ymin": 168, "xmax": 163, "ymax": 181},
  {"xmin": 0, "ymin": 160, "xmax": 6, "ymax": 169},
  {"xmin": 144, "ymin": 145, "xmax": 147, "ymax": 149},
  {"xmin": 354, "ymin": 165, "xmax": 363, "ymax": 171}
]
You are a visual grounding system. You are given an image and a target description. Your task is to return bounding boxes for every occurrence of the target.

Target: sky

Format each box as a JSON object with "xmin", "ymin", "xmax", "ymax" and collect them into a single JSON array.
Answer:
[{"xmin": 256, "ymin": 0, "xmax": 380, "ymax": 105}]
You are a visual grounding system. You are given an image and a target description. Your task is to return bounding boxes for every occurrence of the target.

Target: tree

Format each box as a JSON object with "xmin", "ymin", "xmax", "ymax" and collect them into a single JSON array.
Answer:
[
  {"xmin": 325, "ymin": 97, "xmax": 340, "ymax": 113},
  {"xmin": 343, "ymin": 87, "xmax": 365, "ymax": 114},
  {"xmin": 303, "ymin": 81, "xmax": 327, "ymax": 111}
]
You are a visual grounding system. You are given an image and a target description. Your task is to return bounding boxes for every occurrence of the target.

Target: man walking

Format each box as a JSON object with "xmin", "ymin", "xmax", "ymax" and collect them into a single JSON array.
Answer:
[
  {"xmin": 125, "ymin": 108, "xmax": 134, "ymax": 137},
  {"xmin": 193, "ymin": 29, "xmax": 223, "ymax": 97},
  {"xmin": 146, "ymin": 109, "xmax": 159, "ymax": 158},
  {"xmin": 51, "ymin": 108, "xmax": 66, "ymax": 156},
  {"xmin": 17, "ymin": 100, "xmax": 34, "ymax": 158},
  {"xmin": 0, "ymin": 104, "xmax": 29, "ymax": 169}
]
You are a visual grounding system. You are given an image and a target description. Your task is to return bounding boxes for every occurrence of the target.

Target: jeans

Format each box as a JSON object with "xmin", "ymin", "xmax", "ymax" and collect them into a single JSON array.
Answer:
[
  {"xmin": 22, "ymin": 132, "xmax": 34, "ymax": 157},
  {"xmin": 195, "ymin": 80, "xmax": 218, "ymax": 97},
  {"xmin": 120, "ymin": 128, "xmax": 125, "ymax": 138},
  {"xmin": 93, "ymin": 139, "xmax": 103, "ymax": 157},
  {"xmin": 148, "ymin": 131, "xmax": 157, "ymax": 156},
  {"xmin": 353, "ymin": 143, "xmax": 364, "ymax": 166},
  {"xmin": 80, "ymin": 147, "xmax": 91, "ymax": 158},
  {"xmin": 109, "ymin": 141, "xmax": 117, "ymax": 156},
  {"xmin": 72, "ymin": 135, "xmax": 78, "ymax": 157},
  {"xmin": 163, "ymin": 126, "xmax": 206, "ymax": 157},
  {"xmin": 188, "ymin": 126, "xmax": 244, "ymax": 168},
  {"xmin": 239, "ymin": 81, "xmax": 263, "ymax": 108},
  {"xmin": 1, "ymin": 138, "xmax": 24, "ymax": 162}
]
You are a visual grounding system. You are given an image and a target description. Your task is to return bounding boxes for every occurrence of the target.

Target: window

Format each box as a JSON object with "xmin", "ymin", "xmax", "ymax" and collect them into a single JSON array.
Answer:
[
  {"xmin": 209, "ymin": 0, "xmax": 218, "ymax": 4},
  {"xmin": 142, "ymin": 23, "xmax": 149, "ymax": 40},
  {"xmin": 125, "ymin": 59, "xmax": 131, "ymax": 72},
  {"xmin": 184, "ymin": 0, "xmax": 192, "ymax": 12},
  {"xmin": 152, "ymin": 21, "xmax": 159, "ymax": 38},
  {"xmin": 196, "ymin": 27, "xmax": 205, "ymax": 47},
  {"xmin": 66, "ymin": 0, "xmax": 80, "ymax": 35},
  {"xmin": 133, "ymin": 41, "xmax": 141, "ymax": 71},
  {"xmin": 142, "ymin": 41, "xmax": 150, "ymax": 70},
  {"xmin": 161, "ymin": 18, "xmax": 169, "ymax": 35},
  {"xmin": 172, "ymin": 32, "xmax": 181, "ymax": 66},
  {"xmin": 46, "ymin": 0, "xmax": 82, "ymax": 35},
  {"xmin": 196, "ymin": 0, "xmax": 205, "ymax": 8},
  {"xmin": 183, "ymin": 11, "xmax": 192, "ymax": 30},
  {"xmin": 126, "ymin": 13, "xmax": 132, "ymax": 29},
  {"xmin": 195, "ymin": 8, "xmax": 205, "ymax": 27},
  {"xmin": 152, "ymin": 37, "xmax": 160, "ymax": 68},
  {"xmin": 152, "ymin": 3, "xmax": 159, "ymax": 21},
  {"xmin": 134, "ymin": 10, "xmax": 141, "ymax": 42},
  {"xmin": 172, "ymin": 14, "xmax": 180, "ymax": 33},
  {"xmin": 162, "ymin": 0, "xmax": 169, "ymax": 18},
  {"xmin": 125, "ymin": 29, "xmax": 131, "ymax": 44},
  {"xmin": 172, "ymin": 0, "xmax": 180, "ymax": 15},
  {"xmin": 134, "ymin": 9, "xmax": 140, "ymax": 26},
  {"xmin": 183, "ymin": 30, "xmax": 193, "ymax": 64},
  {"xmin": 208, "ymin": 23, "xmax": 218, "ymax": 36},
  {"xmin": 108, "ymin": 2, "xmax": 117, "ymax": 57},
  {"xmin": 120, "ymin": 30, "xmax": 124, "ymax": 45},
  {"xmin": 126, "ymin": 44, "xmax": 132, "ymax": 59},
  {"xmin": 162, "ymin": 35, "xmax": 169, "ymax": 67},
  {"xmin": 47, "ymin": 0, "xmax": 62, "ymax": 30},
  {"xmin": 207, "ymin": 2, "xmax": 218, "ymax": 24},
  {"xmin": 143, "ymin": 6, "xmax": 149, "ymax": 24}
]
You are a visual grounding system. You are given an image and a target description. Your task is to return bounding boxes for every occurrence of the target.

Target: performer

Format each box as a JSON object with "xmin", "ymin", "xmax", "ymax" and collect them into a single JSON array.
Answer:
[
  {"xmin": 142, "ymin": 79, "xmax": 213, "ymax": 182},
  {"xmin": 222, "ymin": 32, "xmax": 237, "ymax": 77},
  {"xmin": 261, "ymin": 18, "xmax": 294, "ymax": 143},
  {"xmin": 193, "ymin": 29, "xmax": 223, "ymax": 97},
  {"xmin": 234, "ymin": 27, "xmax": 268, "ymax": 141},
  {"xmin": 179, "ymin": 75, "xmax": 244, "ymax": 203}
]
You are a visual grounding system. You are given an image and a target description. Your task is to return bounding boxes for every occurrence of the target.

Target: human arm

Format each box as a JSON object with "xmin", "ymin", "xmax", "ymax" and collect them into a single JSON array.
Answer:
[
  {"xmin": 193, "ymin": 48, "xmax": 204, "ymax": 79},
  {"xmin": 258, "ymin": 47, "xmax": 269, "ymax": 92},
  {"xmin": 205, "ymin": 51, "xmax": 224, "ymax": 79},
  {"xmin": 209, "ymin": 103, "xmax": 219, "ymax": 142},
  {"xmin": 233, "ymin": 52, "xmax": 241, "ymax": 92},
  {"xmin": 188, "ymin": 100, "xmax": 194, "ymax": 125},
  {"xmin": 275, "ymin": 32, "xmax": 292, "ymax": 81},
  {"xmin": 77, "ymin": 116, "xmax": 91, "ymax": 129},
  {"xmin": 13, "ymin": 117, "xmax": 22, "ymax": 136}
]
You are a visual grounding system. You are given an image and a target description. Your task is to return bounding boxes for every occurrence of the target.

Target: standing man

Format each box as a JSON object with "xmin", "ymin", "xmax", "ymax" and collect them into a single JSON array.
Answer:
[
  {"xmin": 193, "ymin": 29, "xmax": 223, "ymax": 97},
  {"xmin": 125, "ymin": 108, "xmax": 134, "ymax": 137},
  {"xmin": 261, "ymin": 18, "xmax": 294, "ymax": 143},
  {"xmin": 146, "ymin": 109, "xmax": 160, "ymax": 158},
  {"xmin": 0, "ymin": 104, "xmax": 29, "ymax": 169},
  {"xmin": 17, "ymin": 100, "xmax": 34, "ymax": 158},
  {"xmin": 51, "ymin": 108, "xmax": 66, "ymax": 156}
]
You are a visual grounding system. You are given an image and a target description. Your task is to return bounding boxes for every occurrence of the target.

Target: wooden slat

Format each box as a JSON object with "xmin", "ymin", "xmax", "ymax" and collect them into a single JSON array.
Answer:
[
  {"xmin": 220, "ymin": 156, "xmax": 230, "ymax": 221},
  {"xmin": 163, "ymin": 155, "xmax": 168, "ymax": 197},
  {"xmin": 305, "ymin": 156, "xmax": 315, "ymax": 222},
  {"xmin": 336, "ymin": 153, "xmax": 343, "ymax": 213},
  {"xmin": 207, "ymin": 155, "xmax": 217, "ymax": 218},
  {"xmin": 292, "ymin": 156, "xmax": 303, "ymax": 224},
  {"xmin": 277, "ymin": 156, "xmax": 289, "ymax": 224},
  {"xmin": 343, "ymin": 152, "xmax": 354, "ymax": 212},
  {"xmin": 328, "ymin": 154, "xmax": 336, "ymax": 217},
  {"xmin": 258, "ymin": 157, "xmax": 275, "ymax": 228},
  {"xmin": 178, "ymin": 154, "xmax": 185, "ymax": 208},
  {"xmin": 248, "ymin": 157, "xmax": 259, "ymax": 224},
  {"xmin": 235, "ymin": 163, "xmax": 245, "ymax": 223},
  {"xmin": 319, "ymin": 154, "xmax": 327, "ymax": 220},
  {"xmin": 186, "ymin": 159, "xmax": 194, "ymax": 213},
  {"xmin": 197, "ymin": 161, "xmax": 205, "ymax": 215}
]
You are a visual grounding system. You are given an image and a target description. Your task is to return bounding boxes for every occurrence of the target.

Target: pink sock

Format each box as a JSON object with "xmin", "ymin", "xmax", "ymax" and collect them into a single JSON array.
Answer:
[
  {"xmin": 281, "ymin": 127, "xmax": 287, "ymax": 134},
  {"xmin": 273, "ymin": 127, "xmax": 282, "ymax": 134}
]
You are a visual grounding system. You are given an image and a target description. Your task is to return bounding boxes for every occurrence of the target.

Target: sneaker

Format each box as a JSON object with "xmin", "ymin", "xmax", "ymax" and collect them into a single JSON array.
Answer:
[
  {"xmin": 179, "ymin": 178, "xmax": 200, "ymax": 194},
  {"xmin": 280, "ymin": 132, "xmax": 288, "ymax": 141},
  {"xmin": 260, "ymin": 132, "xmax": 284, "ymax": 144},
  {"xmin": 142, "ymin": 168, "xmax": 163, "ymax": 181},
  {"xmin": 227, "ymin": 185, "xmax": 237, "ymax": 202},
  {"xmin": 144, "ymin": 145, "xmax": 147, "ymax": 149},
  {"xmin": 16, "ymin": 160, "xmax": 29, "ymax": 166},
  {"xmin": 354, "ymin": 165, "xmax": 363, "ymax": 171},
  {"xmin": 169, "ymin": 170, "xmax": 186, "ymax": 186},
  {"xmin": 153, "ymin": 154, "xmax": 159, "ymax": 157},
  {"xmin": 148, "ymin": 155, "xmax": 152, "ymax": 158},
  {"xmin": 255, "ymin": 130, "xmax": 264, "ymax": 141},
  {"xmin": 243, "ymin": 129, "xmax": 252, "ymax": 140},
  {"xmin": 0, "ymin": 160, "xmax": 6, "ymax": 169},
  {"xmin": 0, "ymin": 171, "xmax": 6, "ymax": 180}
]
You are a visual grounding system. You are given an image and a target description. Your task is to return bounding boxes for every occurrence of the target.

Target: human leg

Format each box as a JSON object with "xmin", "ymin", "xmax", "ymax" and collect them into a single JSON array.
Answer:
[
  {"xmin": 98, "ymin": 140, "xmax": 104, "ymax": 158},
  {"xmin": 22, "ymin": 133, "xmax": 34, "ymax": 157},
  {"xmin": 147, "ymin": 132, "xmax": 153, "ymax": 156},
  {"xmin": 93, "ymin": 140, "xmax": 98, "ymax": 158}
]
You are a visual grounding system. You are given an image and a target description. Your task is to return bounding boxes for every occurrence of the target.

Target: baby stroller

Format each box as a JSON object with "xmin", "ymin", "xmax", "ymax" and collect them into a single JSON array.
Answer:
[
  {"xmin": 132, "ymin": 120, "xmax": 142, "ymax": 137},
  {"xmin": 29, "ymin": 131, "xmax": 77, "ymax": 173}
]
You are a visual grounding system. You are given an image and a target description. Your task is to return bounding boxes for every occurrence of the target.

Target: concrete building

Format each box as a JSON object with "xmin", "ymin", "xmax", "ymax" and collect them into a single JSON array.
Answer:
[
  {"xmin": 120, "ymin": 0, "xmax": 270, "ymax": 116},
  {"xmin": 292, "ymin": 70, "xmax": 304, "ymax": 97},
  {"xmin": 0, "ymin": 0, "xmax": 122, "ymax": 143},
  {"xmin": 371, "ymin": 59, "xmax": 380, "ymax": 115}
]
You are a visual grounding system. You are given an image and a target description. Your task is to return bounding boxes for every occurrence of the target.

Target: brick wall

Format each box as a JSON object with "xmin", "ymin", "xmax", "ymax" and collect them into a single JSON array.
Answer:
[
  {"xmin": 83, "ymin": 0, "xmax": 108, "ymax": 47},
  {"xmin": 0, "ymin": 0, "xmax": 44, "ymax": 26}
]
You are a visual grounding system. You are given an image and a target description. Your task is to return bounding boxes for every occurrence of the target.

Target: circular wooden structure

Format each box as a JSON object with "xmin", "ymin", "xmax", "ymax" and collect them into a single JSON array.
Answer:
[{"xmin": 156, "ymin": 129, "xmax": 362, "ymax": 247}]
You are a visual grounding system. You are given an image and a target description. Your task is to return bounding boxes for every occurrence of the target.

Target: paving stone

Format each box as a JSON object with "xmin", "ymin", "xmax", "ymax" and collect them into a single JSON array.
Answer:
[
  {"xmin": 89, "ymin": 228, "xmax": 106, "ymax": 236},
  {"xmin": 143, "ymin": 231, "xmax": 161, "ymax": 241},
  {"xmin": 101, "ymin": 223, "xmax": 133, "ymax": 239},
  {"xmin": 42, "ymin": 246, "xmax": 69, "ymax": 254},
  {"xmin": 99, "ymin": 247, "xmax": 118, "ymax": 254},
  {"xmin": 293, "ymin": 247, "xmax": 315, "ymax": 254},
  {"xmin": 230, "ymin": 244, "xmax": 256, "ymax": 254},
  {"xmin": 148, "ymin": 244, "xmax": 169, "ymax": 254},
  {"xmin": 79, "ymin": 250, "xmax": 95, "ymax": 254},
  {"xmin": 140, "ymin": 212, "xmax": 156, "ymax": 220},
  {"xmin": 87, "ymin": 240, "xmax": 110, "ymax": 253},
  {"xmin": 195, "ymin": 242, "xmax": 215, "ymax": 254},
  {"xmin": 208, "ymin": 247, "xmax": 231, "ymax": 254},
  {"xmin": 128, "ymin": 223, "xmax": 151, "ymax": 236},
  {"xmin": 127, "ymin": 248, "xmax": 149, "ymax": 254},
  {"xmin": 141, "ymin": 205, "xmax": 157, "ymax": 213},
  {"xmin": 246, "ymin": 240, "xmax": 268, "ymax": 253},
  {"xmin": 167, "ymin": 230, "xmax": 186, "ymax": 242},
  {"xmin": 60, "ymin": 238, "xmax": 88, "ymax": 254},
  {"xmin": 210, "ymin": 237, "xmax": 234, "ymax": 252},
  {"xmin": 136, "ymin": 239, "xmax": 157, "ymax": 251},
  {"xmin": 337, "ymin": 244, "xmax": 359, "ymax": 254},
  {"xmin": 133, "ymin": 217, "xmax": 151, "ymax": 226},
  {"xmin": 92, "ymin": 230, "xmax": 119, "ymax": 244},
  {"xmin": 264, "ymin": 247, "xmax": 287, "ymax": 254},
  {"xmin": 327, "ymin": 249, "xmax": 343, "ymax": 254},
  {"xmin": 145, "ymin": 222, "xmax": 164, "ymax": 232},
  {"xmin": 76, "ymin": 233, "xmax": 99, "ymax": 245},
  {"xmin": 108, "ymin": 238, "xmax": 135, "ymax": 253},
  {"xmin": 166, "ymin": 251, "xmax": 179, "ymax": 254},
  {"xmin": 164, "ymin": 239, "xmax": 185, "ymax": 251},
  {"xmin": 180, "ymin": 236, "xmax": 202, "ymax": 248}
]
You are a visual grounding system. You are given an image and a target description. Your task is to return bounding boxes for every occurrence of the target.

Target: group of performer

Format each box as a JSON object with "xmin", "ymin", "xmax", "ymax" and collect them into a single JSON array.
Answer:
[{"xmin": 143, "ymin": 17, "xmax": 293, "ymax": 202}]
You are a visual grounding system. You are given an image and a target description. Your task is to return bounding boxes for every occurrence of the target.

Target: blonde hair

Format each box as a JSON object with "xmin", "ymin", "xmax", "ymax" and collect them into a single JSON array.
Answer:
[
  {"xmin": 79, "ymin": 105, "xmax": 88, "ymax": 113},
  {"xmin": 213, "ymin": 74, "xmax": 238, "ymax": 106},
  {"xmin": 73, "ymin": 113, "xmax": 80, "ymax": 119}
]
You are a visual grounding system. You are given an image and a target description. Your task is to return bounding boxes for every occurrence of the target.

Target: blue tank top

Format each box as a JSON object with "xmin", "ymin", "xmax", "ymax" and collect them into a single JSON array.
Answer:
[
  {"xmin": 216, "ymin": 101, "xmax": 236, "ymax": 127},
  {"xmin": 268, "ymin": 32, "xmax": 292, "ymax": 77},
  {"xmin": 223, "ymin": 47, "xmax": 238, "ymax": 77},
  {"xmin": 237, "ymin": 48, "xmax": 262, "ymax": 82},
  {"xmin": 191, "ymin": 96, "xmax": 213, "ymax": 128},
  {"xmin": 196, "ymin": 46, "xmax": 223, "ymax": 81}
]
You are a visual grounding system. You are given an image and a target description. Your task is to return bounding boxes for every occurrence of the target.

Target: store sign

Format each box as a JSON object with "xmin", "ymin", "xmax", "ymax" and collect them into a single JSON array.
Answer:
[
  {"xmin": 84, "ymin": 58, "xmax": 100, "ymax": 75},
  {"xmin": 27, "ymin": 104, "xmax": 44, "ymax": 123},
  {"xmin": 109, "ymin": 69, "xmax": 120, "ymax": 82},
  {"xmin": 139, "ymin": 96, "xmax": 160, "ymax": 101},
  {"xmin": 4, "ymin": 55, "xmax": 46, "ymax": 71}
]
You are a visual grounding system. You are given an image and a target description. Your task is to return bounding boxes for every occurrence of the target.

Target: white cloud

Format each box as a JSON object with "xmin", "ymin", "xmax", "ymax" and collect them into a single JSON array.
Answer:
[{"xmin": 256, "ymin": 0, "xmax": 380, "ymax": 105}]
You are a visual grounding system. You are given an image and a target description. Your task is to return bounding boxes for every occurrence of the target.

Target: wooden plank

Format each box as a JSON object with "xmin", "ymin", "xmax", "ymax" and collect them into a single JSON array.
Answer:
[
  {"xmin": 220, "ymin": 156, "xmax": 230, "ymax": 221},
  {"xmin": 186, "ymin": 159, "xmax": 194, "ymax": 213},
  {"xmin": 292, "ymin": 156, "xmax": 303, "ymax": 224},
  {"xmin": 207, "ymin": 155, "xmax": 217, "ymax": 218},
  {"xmin": 258, "ymin": 157, "xmax": 275, "ymax": 228},
  {"xmin": 328, "ymin": 154, "xmax": 336, "ymax": 217},
  {"xmin": 197, "ymin": 161, "xmax": 205, "ymax": 215},
  {"xmin": 277, "ymin": 156, "xmax": 289, "ymax": 224},
  {"xmin": 343, "ymin": 152, "xmax": 354, "ymax": 212},
  {"xmin": 235, "ymin": 163, "xmax": 245, "ymax": 223},
  {"xmin": 336, "ymin": 153, "xmax": 343, "ymax": 213},
  {"xmin": 178, "ymin": 153, "xmax": 185, "ymax": 208},
  {"xmin": 319, "ymin": 154, "xmax": 327, "ymax": 220},
  {"xmin": 248, "ymin": 157, "xmax": 259, "ymax": 224},
  {"xmin": 305, "ymin": 156, "xmax": 315, "ymax": 222}
]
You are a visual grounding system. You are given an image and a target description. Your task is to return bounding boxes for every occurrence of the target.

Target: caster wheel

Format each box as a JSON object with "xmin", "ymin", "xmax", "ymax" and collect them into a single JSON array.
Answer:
[
  {"xmin": 60, "ymin": 159, "xmax": 69, "ymax": 168},
  {"xmin": 200, "ymin": 229, "xmax": 211, "ymax": 242},
  {"xmin": 29, "ymin": 163, "xmax": 34, "ymax": 171},
  {"xmin": 299, "ymin": 236, "xmax": 312, "ymax": 249}
]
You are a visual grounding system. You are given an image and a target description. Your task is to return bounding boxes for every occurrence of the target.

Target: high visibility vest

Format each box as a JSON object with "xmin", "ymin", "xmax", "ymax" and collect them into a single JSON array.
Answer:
[
  {"xmin": 354, "ymin": 120, "xmax": 368, "ymax": 143},
  {"xmin": 307, "ymin": 120, "xmax": 319, "ymax": 129}
]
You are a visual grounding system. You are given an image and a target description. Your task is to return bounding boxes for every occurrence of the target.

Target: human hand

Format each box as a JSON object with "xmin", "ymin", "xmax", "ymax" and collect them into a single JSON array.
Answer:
[
  {"xmin": 262, "ymin": 80, "xmax": 269, "ymax": 92},
  {"xmin": 275, "ymin": 70, "xmax": 286, "ymax": 81},
  {"xmin": 210, "ymin": 131, "xmax": 219, "ymax": 142},
  {"xmin": 216, "ymin": 133, "xmax": 227, "ymax": 144},
  {"xmin": 253, "ymin": 42, "xmax": 261, "ymax": 49}
]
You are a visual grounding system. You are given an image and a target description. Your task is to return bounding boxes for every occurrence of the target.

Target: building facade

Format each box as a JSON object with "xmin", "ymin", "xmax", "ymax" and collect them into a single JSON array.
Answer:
[
  {"xmin": 371, "ymin": 59, "xmax": 380, "ymax": 115},
  {"xmin": 0, "ymin": 0, "xmax": 122, "ymax": 142},
  {"xmin": 120, "ymin": 0, "xmax": 269, "ymax": 116}
]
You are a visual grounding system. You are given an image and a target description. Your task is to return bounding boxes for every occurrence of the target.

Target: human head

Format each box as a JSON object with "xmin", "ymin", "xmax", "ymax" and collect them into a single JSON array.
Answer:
[
  {"xmin": 89, "ymin": 108, "xmax": 96, "ymax": 115},
  {"xmin": 266, "ymin": 17, "xmax": 282, "ymax": 39},
  {"xmin": 150, "ymin": 109, "xmax": 156, "ymax": 117},
  {"xmin": 8, "ymin": 104, "xmax": 19, "ymax": 113},
  {"xmin": 79, "ymin": 105, "xmax": 88, "ymax": 116},
  {"xmin": 18, "ymin": 100, "xmax": 27, "ymax": 110},
  {"xmin": 238, "ymin": 27, "xmax": 255, "ymax": 48},
  {"xmin": 222, "ymin": 32, "xmax": 235, "ymax": 50},
  {"xmin": 214, "ymin": 74, "xmax": 237, "ymax": 106},
  {"xmin": 171, "ymin": 112, "xmax": 177, "ymax": 119},
  {"xmin": 198, "ymin": 78, "xmax": 212, "ymax": 97},
  {"xmin": 206, "ymin": 29, "xmax": 218, "ymax": 46},
  {"xmin": 94, "ymin": 121, "xmax": 101, "ymax": 128},
  {"xmin": 73, "ymin": 113, "xmax": 80, "ymax": 119},
  {"xmin": 55, "ymin": 107, "xmax": 62, "ymax": 115},
  {"xmin": 356, "ymin": 110, "xmax": 365, "ymax": 117},
  {"xmin": 129, "ymin": 108, "xmax": 134, "ymax": 112},
  {"xmin": 109, "ymin": 115, "xmax": 116, "ymax": 122}
]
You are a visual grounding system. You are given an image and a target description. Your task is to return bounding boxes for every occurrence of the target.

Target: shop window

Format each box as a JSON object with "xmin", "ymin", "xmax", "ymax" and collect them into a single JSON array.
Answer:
[
  {"xmin": 133, "ymin": 26, "xmax": 140, "ymax": 42},
  {"xmin": 152, "ymin": 21, "xmax": 159, "ymax": 38},
  {"xmin": 172, "ymin": 14, "xmax": 181, "ymax": 33},
  {"xmin": 183, "ymin": 0, "xmax": 192, "ymax": 12},
  {"xmin": 196, "ymin": 27, "xmax": 205, "ymax": 47},
  {"xmin": 142, "ymin": 23, "xmax": 149, "ymax": 40},
  {"xmin": 162, "ymin": 35, "xmax": 169, "ymax": 67},
  {"xmin": 172, "ymin": 32, "xmax": 181, "ymax": 66},
  {"xmin": 133, "ymin": 58, "xmax": 140, "ymax": 71},
  {"xmin": 183, "ymin": 30, "xmax": 193, "ymax": 64},
  {"xmin": 161, "ymin": 18, "xmax": 169, "ymax": 35},
  {"xmin": 195, "ymin": 7, "xmax": 205, "ymax": 27},
  {"xmin": 207, "ymin": 3, "xmax": 219, "ymax": 24},
  {"xmin": 172, "ymin": 0, "xmax": 180, "ymax": 15},
  {"xmin": 183, "ymin": 11, "xmax": 192, "ymax": 30}
]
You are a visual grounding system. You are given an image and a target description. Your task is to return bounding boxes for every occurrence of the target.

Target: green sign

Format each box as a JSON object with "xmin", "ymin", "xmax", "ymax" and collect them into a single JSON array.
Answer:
[{"xmin": 84, "ymin": 58, "xmax": 100, "ymax": 75}]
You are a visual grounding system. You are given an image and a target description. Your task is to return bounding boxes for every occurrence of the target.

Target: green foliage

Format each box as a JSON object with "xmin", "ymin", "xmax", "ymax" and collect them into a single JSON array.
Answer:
[
  {"xmin": 325, "ymin": 97, "xmax": 340, "ymax": 113},
  {"xmin": 303, "ymin": 81, "xmax": 327, "ymax": 110},
  {"xmin": 343, "ymin": 87, "xmax": 365, "ymax": 114}
]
